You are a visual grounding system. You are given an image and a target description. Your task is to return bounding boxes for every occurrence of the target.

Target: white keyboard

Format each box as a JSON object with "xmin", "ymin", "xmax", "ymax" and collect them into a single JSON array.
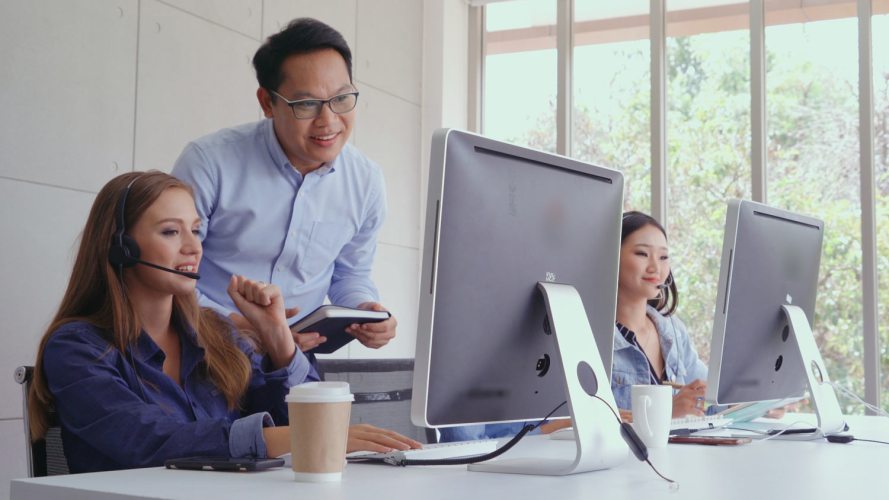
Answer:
[
  {"xmin": 346, "ymin": 439, "xmax": 498, "ymax": 462},
  {"xmin": 670, "ymin": 414, "xmax": 732, "ymax": 433}
]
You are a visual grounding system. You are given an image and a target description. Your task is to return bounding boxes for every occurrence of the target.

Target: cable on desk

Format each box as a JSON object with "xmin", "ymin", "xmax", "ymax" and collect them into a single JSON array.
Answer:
[
  {"xmin": 382, "ymin": 401, "xmax": 567, "ymax": 467},
  {"xmin": 841, "ymin": 438, "xmax": 889, "ymax": 446}
]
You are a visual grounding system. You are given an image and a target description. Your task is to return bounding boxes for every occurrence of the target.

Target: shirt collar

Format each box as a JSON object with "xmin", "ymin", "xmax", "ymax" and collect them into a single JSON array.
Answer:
[
  {"xmin": 130, "ymin": 313, "xmax": 205, "ymax": 374},
  {"xmin": 612, "ymin": 305, "xmax": 675, "ymax": 351},
  {"xmin": 263, "ymin": 118, "xmax": 292, "ymax": 171}
]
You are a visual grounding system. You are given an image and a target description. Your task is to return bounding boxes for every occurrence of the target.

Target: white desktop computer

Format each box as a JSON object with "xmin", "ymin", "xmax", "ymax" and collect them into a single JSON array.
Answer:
[
  {"xmin": 706, "ymin": 199, "xmax": 846, "ymax": 436},
  {"xmin": 411, "ymin": 129, "xmax": 628, "ymax": 475}
]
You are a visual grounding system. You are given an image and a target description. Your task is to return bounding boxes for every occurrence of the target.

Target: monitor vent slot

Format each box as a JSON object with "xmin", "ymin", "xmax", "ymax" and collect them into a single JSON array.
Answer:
[{"xmin": 473, "ymin": 146, "xmax": 613, "ymax": 184}]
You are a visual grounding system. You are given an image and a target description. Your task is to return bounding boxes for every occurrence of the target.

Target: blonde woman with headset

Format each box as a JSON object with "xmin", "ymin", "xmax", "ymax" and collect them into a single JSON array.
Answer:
[{"xmin": 28, "ymin": 171, "xmax": 419, "ymax": 473}]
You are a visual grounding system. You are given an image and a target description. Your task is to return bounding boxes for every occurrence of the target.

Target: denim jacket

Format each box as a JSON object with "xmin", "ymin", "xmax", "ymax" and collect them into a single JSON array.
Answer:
[{"xmin": 611, "ymin": 306, "xmax": 708, "ymax": 410}]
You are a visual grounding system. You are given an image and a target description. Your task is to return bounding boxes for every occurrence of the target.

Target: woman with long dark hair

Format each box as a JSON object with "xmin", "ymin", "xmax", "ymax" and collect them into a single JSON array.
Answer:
[
  {"xmin": 610, "ymin": 211, "xmax": 708, "ymax": 418},
  {"xmin": 29, "ymin": 171, "xmax": 418, "ymax": 473}
]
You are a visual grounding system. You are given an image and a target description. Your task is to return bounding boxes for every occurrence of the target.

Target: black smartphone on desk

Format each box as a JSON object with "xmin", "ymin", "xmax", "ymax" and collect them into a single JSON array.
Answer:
[{"xmin": 165, "ymin": 456, "xmax": 284, "ymax": 471}]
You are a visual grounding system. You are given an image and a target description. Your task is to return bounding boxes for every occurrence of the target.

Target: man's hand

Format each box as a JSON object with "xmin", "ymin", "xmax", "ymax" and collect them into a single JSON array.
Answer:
[
  {"xmin": 291, "ymin": 330, "xmax": 327, "ymax": 352},
  {"xmin": 281, "ymin": 306, "xmax": 328, "ymax": 353},
  {"xmin": 347, "ymin": 302, "xmax": 397, "ymax": 349}
]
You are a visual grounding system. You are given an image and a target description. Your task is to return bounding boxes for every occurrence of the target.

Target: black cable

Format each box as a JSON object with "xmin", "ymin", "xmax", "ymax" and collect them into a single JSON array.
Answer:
[
  {"xmin": 851, "ymin": 438, "xmax": 889, "ymax": 445},
  {"xmin": 591, "ymin": 394, "xmax": 676, "ymax": 486},
  {"xmin": 363, "ymin": 401, "xmax": 568, "ymax": 467}
]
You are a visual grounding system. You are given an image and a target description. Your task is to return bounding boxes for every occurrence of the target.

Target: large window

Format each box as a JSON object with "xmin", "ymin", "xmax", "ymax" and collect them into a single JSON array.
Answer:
[
  {"xmin": 483, "ymin": 0, "xmax": 557, "ymax": 152},
  {"xmin": 476, "ymin": 0, "xmax": 886, "ymax": 411},
  {"xmin": 573, "ymin": 0, "xmax": 651, "ymax": 210},
  {"xmin": 765, "ymin": 2, "xmax": 863, "ymax": 405},
  {"xmin": 666, "ymin": 1, "xmax": 751, "ymax": 361}
]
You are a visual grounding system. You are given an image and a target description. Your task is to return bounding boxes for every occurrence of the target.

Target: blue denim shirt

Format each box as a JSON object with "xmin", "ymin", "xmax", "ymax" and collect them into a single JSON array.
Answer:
[
  {"xmin": 42, "ymin": 318, "xmax": 319, "ymax": 473},
  {"xmin": 611, "ymin": 306, "xmax": 708, "ymax": 410},
  {"xmin": 172, "ymin": 119, "xmax": 387, "ymax": 322}
]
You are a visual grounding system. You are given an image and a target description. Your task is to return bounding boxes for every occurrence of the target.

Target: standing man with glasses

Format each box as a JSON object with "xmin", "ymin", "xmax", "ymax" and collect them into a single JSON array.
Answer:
[{"xmin": 172, "ymin": 18, "xmax": 396, "ymax": 362}]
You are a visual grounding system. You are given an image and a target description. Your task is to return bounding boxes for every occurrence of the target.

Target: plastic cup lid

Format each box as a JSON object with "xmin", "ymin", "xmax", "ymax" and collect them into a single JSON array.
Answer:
[{"xmin": 285, "ymin": 381, "xmax": 354, "ymax": 403}]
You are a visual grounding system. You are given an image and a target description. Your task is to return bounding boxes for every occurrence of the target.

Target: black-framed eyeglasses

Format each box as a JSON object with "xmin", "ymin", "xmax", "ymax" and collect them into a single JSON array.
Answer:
[{"xmin": 270, "ymin": 90, "xmax": 360, "ymax": 119}]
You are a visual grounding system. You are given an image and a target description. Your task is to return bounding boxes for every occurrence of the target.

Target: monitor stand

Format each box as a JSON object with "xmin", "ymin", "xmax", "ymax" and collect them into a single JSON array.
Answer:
[
  {"xmin": 779, "ymin": 304, "xmax": 846, "ymax": 436},
  {"xmin": 468, "ymin": 282, "xmax": 628, "ymax": 476}
]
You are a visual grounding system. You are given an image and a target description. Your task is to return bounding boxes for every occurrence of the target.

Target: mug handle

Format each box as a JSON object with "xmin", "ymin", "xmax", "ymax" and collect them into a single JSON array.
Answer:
[{"xmin": 642, "ymin": 395, "xmax": 653, "ymax": 436}]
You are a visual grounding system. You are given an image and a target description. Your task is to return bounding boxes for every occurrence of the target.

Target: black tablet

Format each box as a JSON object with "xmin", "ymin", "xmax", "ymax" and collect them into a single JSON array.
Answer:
[
  {"xmin": 289, "ymin": 305, "xmax": 390, "ymax": 354},
  {"xmin": 164, "ymin": 456, "xmax": 285, "ymax": 472}
]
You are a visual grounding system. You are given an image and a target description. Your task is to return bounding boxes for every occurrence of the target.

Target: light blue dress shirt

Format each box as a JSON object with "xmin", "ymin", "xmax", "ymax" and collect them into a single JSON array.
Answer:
[
  {"xmin": 611, "ymin": 306, "xmax": 709, "ymax": 410},
  {"xmin": 172, "ymin": 119, "xmax": 387, "ymax": 322}
]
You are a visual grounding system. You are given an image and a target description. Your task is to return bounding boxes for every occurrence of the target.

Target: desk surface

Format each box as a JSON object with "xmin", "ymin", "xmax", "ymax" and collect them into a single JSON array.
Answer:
[{"xmin": 11, "ymin": 416, "xmax": 889, "ymax": 500}]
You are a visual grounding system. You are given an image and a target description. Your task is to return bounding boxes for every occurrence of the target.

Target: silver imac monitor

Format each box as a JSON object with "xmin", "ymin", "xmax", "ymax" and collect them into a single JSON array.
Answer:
[
  {"xmin": 706, "ymin": 199, "xmax": 845, "ymax": 434},
  {"xmin": 411, "ymin": 129, "xmax": 627, "ymax": 474}
]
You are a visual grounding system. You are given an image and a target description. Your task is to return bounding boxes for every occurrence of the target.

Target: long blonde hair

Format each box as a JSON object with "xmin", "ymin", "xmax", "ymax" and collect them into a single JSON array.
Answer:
[{"xmin": 29, "ymin": 171, "xmax": 251, "ymax": 441}]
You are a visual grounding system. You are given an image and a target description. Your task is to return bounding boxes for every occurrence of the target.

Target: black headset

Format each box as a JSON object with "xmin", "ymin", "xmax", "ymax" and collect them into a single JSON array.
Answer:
[
  {"xmin": 108, "ymin": 177, "xmax": 143, "ymax": 272},
  {"xmin": 107, "ymin": 176, "xmax": 200, "ymax": 279}
]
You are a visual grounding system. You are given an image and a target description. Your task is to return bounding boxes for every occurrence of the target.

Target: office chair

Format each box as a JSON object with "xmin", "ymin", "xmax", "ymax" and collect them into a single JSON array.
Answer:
[
  {"xmin": 316, "ymin": 358, "xmax": 437, "ymax": 443},
  {"xmin": 14, "ymin": 366, "xmax": 69, "ymax": 477}
]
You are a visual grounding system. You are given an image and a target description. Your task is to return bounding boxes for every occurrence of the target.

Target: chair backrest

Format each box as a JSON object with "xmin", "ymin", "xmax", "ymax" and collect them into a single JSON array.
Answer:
[
  {"xmin": 316, "ymin": 358, "xmax": 436, "ymax": 444},
  {"xmin": 14, "ymin": 366, "xmax": 69, "ymax": 477}
]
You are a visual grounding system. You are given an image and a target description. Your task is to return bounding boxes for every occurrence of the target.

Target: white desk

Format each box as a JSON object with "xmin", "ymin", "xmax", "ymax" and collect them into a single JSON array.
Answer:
[{"xmin": 11, "ymin": 416, "xmax": 888, "ymax": 500}]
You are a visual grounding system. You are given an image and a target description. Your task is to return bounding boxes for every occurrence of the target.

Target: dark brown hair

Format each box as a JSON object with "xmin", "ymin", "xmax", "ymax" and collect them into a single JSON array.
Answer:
[{"xmin": 28, "ymin": 171, "xmax": 251, "ymax": 441}]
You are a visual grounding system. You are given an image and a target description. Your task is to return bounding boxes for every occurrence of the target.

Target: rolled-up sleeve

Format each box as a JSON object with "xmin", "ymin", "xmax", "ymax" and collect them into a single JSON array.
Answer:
[{"xmin": 229, "ymin": 412, "xmax": 273, "ymax": 458}]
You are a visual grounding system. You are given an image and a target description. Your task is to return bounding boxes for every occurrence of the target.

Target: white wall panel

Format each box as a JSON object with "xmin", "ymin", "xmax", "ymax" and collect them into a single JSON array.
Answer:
[
  {"xmin": 261, "ymin": 0, "xmax": 357, "ymax": 51},
  {"xmin": 134, "ymin": 0, "xmax": 261, "ymax": 172},
  {"xmin": 0, "ymin": 0, "xmax": 137, "ymax": 192},
  {"xmin": 0, "ymin": 419, "xmax": 29, "ymax": 500},
  {"xmin": 159, "ymin": 0, "xmax": 262, "ymax": 39},
  {"xmin": 0, "ymin": 181, "xmax": 95, "ymax": 419},
  {"xmin": 356, "ymin": 0, "xmax": 422, "ymax": 104},
  {"xmin": 346, "ymin": 243, "xmax": 419, "ymax": 360},
  {"xmin": 353, "ymin": 86, "xmax": 421, "ymax": 250}
]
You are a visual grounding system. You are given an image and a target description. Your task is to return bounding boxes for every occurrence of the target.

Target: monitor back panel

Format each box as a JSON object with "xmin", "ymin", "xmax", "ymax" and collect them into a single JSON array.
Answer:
[
  {"xmin": 415, "ymin": 129, "xmax": 624, "ymax": 427},
  {"xmin": 708, "ymin": 200, "xmax": 823, "ymax": 404}
]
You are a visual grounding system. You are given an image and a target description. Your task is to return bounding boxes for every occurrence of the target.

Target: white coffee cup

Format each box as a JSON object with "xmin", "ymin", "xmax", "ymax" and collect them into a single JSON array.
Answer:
[
  {"xmin": 631, "ymin": 384, "xmax": 672, "ymax": 449},
  {"xmin": 285, "ymin": 381, "xmax": 354, "ymax": 482}
]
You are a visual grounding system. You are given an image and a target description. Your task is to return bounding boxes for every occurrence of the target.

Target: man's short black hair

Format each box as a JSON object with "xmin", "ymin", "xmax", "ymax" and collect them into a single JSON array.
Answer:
[{"xmin": 252, "ymin": 18, "xmax": 353, "ymax": 94}]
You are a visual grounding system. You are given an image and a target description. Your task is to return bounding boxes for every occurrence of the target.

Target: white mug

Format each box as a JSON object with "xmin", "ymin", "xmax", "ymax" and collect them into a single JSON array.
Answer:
[{"xmin": 630, "ymin": 385, "xmax": 672, "ymax": 449}]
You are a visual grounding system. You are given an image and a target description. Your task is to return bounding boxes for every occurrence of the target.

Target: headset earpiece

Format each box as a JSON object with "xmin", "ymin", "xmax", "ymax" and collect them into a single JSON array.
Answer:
[
  {"xmin": 109, "ymin": 234, "xmax": 140, "ymax": 268},
  {"xmin": 109, "ymin": 178, "xmax": 141, "ymax": 271}
]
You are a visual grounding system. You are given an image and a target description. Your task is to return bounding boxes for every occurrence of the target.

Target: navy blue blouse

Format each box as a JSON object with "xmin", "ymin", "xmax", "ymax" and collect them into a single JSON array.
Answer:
[{"xmin": 41, "ymin": 319, "xmax": 318, "ymax": 473}]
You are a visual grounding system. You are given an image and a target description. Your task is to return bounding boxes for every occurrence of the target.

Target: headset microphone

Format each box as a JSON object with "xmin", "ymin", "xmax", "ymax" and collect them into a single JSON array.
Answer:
[
  {"xmin": 108, "ymin": 176, "xmax": 201, "ymax": 280},
  {"xmin": 131, "ymin": 258, "xmax": 200, "ymax": 279}
]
